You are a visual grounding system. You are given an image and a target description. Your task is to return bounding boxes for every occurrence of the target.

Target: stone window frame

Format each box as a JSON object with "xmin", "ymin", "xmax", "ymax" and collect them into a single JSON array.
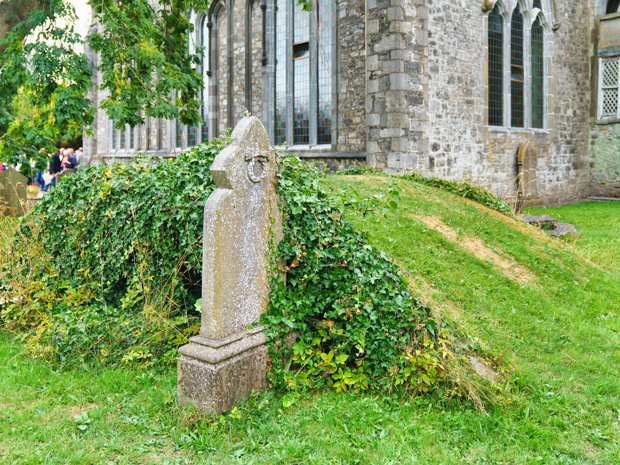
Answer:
[
  {"xmin": 108, "ymin": 120, "xmax": 141, "ymax": 154},
  {"xmin": 172, "ymin": 11, "xmax": 211, "ymax": 151},
  {"xmin": 595, "ymin": 6, "xmax": 620, "ymax": 124},
  {"xmin": 485, "ymin": 0, "xmax": 554, "ymax": 132},
  {"xmin": 267, "ymin": 0, "xmax": 337, "ymax": 150}
]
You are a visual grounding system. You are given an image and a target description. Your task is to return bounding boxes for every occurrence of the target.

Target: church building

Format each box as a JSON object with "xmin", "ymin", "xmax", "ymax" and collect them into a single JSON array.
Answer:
[{"xmin": 85, "ymin": 1, "xmax": 620, "ymax": 204}]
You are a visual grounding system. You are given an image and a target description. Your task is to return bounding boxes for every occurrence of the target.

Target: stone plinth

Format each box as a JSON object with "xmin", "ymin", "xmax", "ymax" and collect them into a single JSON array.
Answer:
[{"xmin": 178, "ymin": 116, "xmax": 281, "ymax": 413}]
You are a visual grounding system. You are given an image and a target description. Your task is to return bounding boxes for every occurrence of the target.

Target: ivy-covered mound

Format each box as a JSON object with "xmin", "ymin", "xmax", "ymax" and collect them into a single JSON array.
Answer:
[
  {"xmin": 264, "ymin": 158, "xmax": 451, "ymax": 395},
  {"xmin": 1, "ymin": 145, "xmax": 482, "ymax": 401},
  {"xmin": 1, "ymin": 140, "xmax": 225, "ymax": 366}
]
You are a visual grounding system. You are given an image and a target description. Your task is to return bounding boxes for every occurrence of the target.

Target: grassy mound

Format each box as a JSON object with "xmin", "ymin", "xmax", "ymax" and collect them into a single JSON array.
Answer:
[
  {"xmin": 0, "ymin": 185, "xmax": 617, "ymax": 463},
  {"xmin": 2, "ymin": 146, "xmax": 480, "ymax": 402}
]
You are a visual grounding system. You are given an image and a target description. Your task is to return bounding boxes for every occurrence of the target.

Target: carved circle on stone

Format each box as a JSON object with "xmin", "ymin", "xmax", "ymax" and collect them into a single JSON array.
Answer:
[{"xmin": 245, "ymin": 150, "xmax": 269, "ymax": 183}]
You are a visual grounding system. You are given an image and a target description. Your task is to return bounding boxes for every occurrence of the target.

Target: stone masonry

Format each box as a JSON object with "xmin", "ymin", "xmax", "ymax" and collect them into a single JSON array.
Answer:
[{"xmin": 82, "ymin": 0, "xmax": 620, "ymax": 203}]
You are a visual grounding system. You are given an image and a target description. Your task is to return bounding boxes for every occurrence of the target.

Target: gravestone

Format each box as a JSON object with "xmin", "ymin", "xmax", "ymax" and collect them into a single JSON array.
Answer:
[
  {"xmin": 0, "ymin": 169, "xmax": 28, "ymax": 216},
  {"xmin": 516, "ymin": 141, "xmax": 541, "ymax": 210},
  {"xmin": 178, "ymin": 116, "xmax": 281, "ymax": 413}
]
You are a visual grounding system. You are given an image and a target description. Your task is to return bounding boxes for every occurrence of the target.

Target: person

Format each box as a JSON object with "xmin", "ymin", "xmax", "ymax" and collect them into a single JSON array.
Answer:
[
  {"xmin": 49, "ymin": 151, "xmax": 62, "ymax": 187},
  {"xmin": 61, "ymin": 148, "xmax": 76, "ymax": 170}
]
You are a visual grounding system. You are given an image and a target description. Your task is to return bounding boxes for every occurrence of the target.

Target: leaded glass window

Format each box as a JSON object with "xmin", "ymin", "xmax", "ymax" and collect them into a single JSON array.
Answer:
[
  {"xmin": 599, "ymin": 58, "xmax": 620, "ymax": 119},
  {"xmin": 274, "ymin": 1, "xmax": 287, "ymax": 145},
  {"xmin": 317, "ymin": 0, "xmax": 332, "ymax": 145},
  {"xmin": 487, "ymin": 3, "xmax": 549, "ymax": 129},
  {"xmin": 510, "ymin": 6, "xmax": 524, "ymax": 128},
  {"xmin": 488, "ymin": 5, "xmax": 503, "ymax": 126},
  {"xmin": 274, "ymin": 0, "xmax": 333, "ymax": 147},
  {"xmin": 111, "ymin": 120, "xmax": 117, "ymax": 149},
  {"xmin": 120, "ymin": 128, "xmax": 126, "ymax": 149},
  {"xmin": 607, "ymin": 0, "xmax": 620, "ymax": 14},
  {"xmin": 188, "ymin": 125, "xmax": 198, "ymax": 147},
  {"xmin": 175, "ymin": 121, "xmax": 183, "ymax": 148},
  {"xmin": 293, "ymin": 2, "xmax": 310, "ymax": 145},
  {"xmin": 531, "ymin": 16, "xmax": 544, "ymax": 129},
  {"xmin": 201, "ymin": 15, "xmax": 209, "ymax": 143}
]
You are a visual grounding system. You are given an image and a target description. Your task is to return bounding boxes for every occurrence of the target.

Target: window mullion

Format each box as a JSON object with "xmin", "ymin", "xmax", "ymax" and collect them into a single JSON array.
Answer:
[
  {"xmin": 503, "ymin": 15, "xmax": 511, "ymax": 127},
  {"xmin": 309, "ymin": 5, "xmax": 318, "ymax": 146},
  {"xmin": 285, "ymin": 0, "xmax": 294, "ymax": 146},
  {"xmin": 616, "ymin": 58, "xmax": 620, "ymax": 120},
  {"xmin": 524, "ymin": 15, "xmax": 532, "ymax": 128}
]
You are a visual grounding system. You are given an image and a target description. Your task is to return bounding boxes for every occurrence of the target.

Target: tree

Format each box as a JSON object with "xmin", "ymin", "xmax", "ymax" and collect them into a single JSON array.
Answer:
[
  {"xmin": 0, "ymin": 0, "xmax": 92, "ymax": 175},
  {"xmin": 0, "ymin": 0, "xmax": 310, "ymax": 171}
]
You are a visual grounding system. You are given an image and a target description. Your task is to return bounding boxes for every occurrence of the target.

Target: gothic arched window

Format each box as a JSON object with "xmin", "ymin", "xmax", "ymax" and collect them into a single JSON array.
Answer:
[
  {"xmin": 274, "ymin": 0, "xmax": 334, "ymax": 147},
  {"xmin": 531, "ymin": 15, "xmax": 544, "ymax": 129},
  {"xmin": 510, "ymin": 5, "xmax": 525, "ymax": 128},
  {"xmin": 488, "ymin": 5, "xmax": 504, "ymax": 126},
  {"xmin": 487, "ymin": 1, "xmax": 549, "ymax": 129}
]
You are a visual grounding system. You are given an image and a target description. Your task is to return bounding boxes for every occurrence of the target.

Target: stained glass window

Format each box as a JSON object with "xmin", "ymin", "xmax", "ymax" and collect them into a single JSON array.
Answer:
[
  {"xmin": 510, "ymin": 6, "xmax": 524, "ymax": 128},
  {"xmin": 293, "ymin": 2, "xmax": 310, "ymax": 145},
  {"xmin": 318, "ymin": 0, "xmax": 332, "ymax": 144},
  {"xmin": 533, "ymin": 0, "xmax": 542, "ymax": 10},
  {"xmin": 274, "ymin": 1, "xmax": 287, "ymax": 145},
  {"xmin": 175, "ymin": 121, "xmax": 183, "ymax": 148},
  {"xmin": 531, "ymin": 16, "xmax": 544, "ymax": 129},
  {"xmin": 488, "ymin": 6, "xmax": 503, "ymax": 126}
]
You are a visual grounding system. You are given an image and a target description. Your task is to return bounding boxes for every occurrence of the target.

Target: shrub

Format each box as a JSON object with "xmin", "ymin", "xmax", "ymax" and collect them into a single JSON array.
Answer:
[
  {"xmin": 1, "ymin": 150, "xmax": 492, "ymax": 406},
  {"xmin": 1, "ymin": 139, "xmax": 226, "ymax": 366}
]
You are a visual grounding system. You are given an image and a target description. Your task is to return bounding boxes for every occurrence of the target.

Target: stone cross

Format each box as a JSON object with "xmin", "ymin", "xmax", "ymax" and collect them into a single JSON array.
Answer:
[{"xmin": 178, "ymin": 116, "xmax": 281, "ymax": 413}]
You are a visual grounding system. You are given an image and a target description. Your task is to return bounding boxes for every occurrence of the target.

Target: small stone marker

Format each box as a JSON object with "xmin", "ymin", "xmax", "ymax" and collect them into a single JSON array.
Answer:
[
  {"xmin": 0, "ymin": 169, "xmax": 28, "ymax": 217},
  {"xmin": 178, "ymin": 117, "xmax": 281, "ymax": 413}
]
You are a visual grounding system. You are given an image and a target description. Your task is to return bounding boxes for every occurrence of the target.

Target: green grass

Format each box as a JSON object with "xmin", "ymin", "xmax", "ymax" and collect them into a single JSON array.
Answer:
[
  {"xmin": 1, "ymin": 179, "xmax": 619, "ymax": 464},
  {"xmin": 528, "ymin": 201, "xmax": 620, "ymax": 269}
]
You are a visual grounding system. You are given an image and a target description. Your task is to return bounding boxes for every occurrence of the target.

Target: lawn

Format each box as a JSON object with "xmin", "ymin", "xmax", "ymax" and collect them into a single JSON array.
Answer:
[{"xmin": 1, "ymin": 181, "xmax": 619, "ymax": 464}]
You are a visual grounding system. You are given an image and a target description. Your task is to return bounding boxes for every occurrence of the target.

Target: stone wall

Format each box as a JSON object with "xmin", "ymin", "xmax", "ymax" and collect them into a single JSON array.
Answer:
[
  {"xmin": 416, "ymin": 0, "xmax": 593, "ymax": 204},
  {"xmin": 366, "ymin": 0, "xmax": 428, "ymax": 172},
  {"xmin": 336, "ymin": 0, "xmax": 366, "ymax": 154},
  {"xmin": 590, "ymin": 124, "xmax": 620, "ymax": 196},
  {"xmin": 231, "ymin": 0, "xmax": 246, "ymax": 123}
]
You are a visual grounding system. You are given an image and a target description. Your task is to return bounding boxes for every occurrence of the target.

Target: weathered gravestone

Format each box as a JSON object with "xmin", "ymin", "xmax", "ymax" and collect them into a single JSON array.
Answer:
[
  {"xmin": 0, "ymin": 169, "xmax": 28, "ymax": 216},
  {"xmin": 178, "ymin": 116, "xmax": 281, "ymax": 413}
]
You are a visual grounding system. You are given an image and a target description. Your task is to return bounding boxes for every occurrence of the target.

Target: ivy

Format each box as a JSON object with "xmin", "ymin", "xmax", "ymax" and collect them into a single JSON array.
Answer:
[
  {"xmin": 264, "ymin": 158, "xmax": 452, "ymax": 394},
  {"xmin": 3, "ymin": 145, "xmax": 450, "ymax": 393},
  {"xmin": 2, "ymin": 139, "xmax": 226, "ymax": 367},
  {"xmin": 402, "ymin": 173, "xmax": 513, "ymax": 214}
]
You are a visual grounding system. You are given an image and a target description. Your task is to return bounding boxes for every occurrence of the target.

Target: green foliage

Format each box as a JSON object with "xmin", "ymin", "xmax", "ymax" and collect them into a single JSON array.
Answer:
[
  {"xmin": 0, "ymin": 0, "xmax": 93, "ymax": 172},
  {"xmin": 264, "ymin": 158, "xmax": 452, "ymax": 395},
  {"xmin": 2, "ymin": 139, "xmax": 226, "ymax": 367},
  {"xmin": 88, "ymin": 0, "xmax": 209, "ymax": 127},
  {"xmin": 404, "ymin": 173, "xmax": 513, "ymax": 214}
]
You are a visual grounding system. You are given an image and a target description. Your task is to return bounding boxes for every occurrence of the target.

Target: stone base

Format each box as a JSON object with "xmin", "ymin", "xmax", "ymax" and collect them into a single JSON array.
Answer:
[{"xmin": 177, "ymin": 327, "xmax": 268, "ymax": 414}]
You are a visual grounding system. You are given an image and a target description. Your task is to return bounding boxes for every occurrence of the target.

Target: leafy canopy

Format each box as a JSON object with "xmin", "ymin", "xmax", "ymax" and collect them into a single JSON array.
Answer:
[{"xmin": 0, "ymin": 0, "xmax": 93, "ymax": 174}]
